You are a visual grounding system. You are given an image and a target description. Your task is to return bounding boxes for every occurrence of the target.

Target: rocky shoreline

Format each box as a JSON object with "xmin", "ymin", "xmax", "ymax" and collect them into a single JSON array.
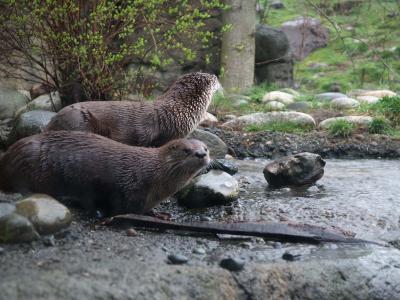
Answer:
[{"xmin": 206, "ymin": 128, "xmax": 400, "ymax": 159}]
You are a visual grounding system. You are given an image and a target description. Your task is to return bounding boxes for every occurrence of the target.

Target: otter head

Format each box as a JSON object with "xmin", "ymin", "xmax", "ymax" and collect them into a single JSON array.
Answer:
[{"xmin": 161, "ymin": 138, "xmax": 210, "ymax": 178}]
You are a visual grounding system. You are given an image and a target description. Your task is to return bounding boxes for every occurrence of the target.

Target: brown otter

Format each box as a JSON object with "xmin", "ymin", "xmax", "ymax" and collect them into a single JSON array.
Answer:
[
  {"xmin": 0, "ymin": 131, "xmax": 210, "ymax": 215},
  {"xmin": 46, "ymin": 72, "xmax": 221, "ymax": 147}
]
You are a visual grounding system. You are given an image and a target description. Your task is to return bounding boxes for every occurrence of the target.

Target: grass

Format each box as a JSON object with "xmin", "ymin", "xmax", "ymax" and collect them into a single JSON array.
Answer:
[
  {"xmin": 328, "ymin": 119, "xmax": 354, "ymax": 137},
  {"xmin": 371, "ymin": 96, "xmax": 400, "ymax": 126},
  {"xmin": 245, "ymin": 121, "xmax": 313, "ymax": 134},
  {"xmin": 368, "ymin": 117, "xmax": 390, "ymax": 134},
  {"xmin": 244, "ymin": 83, "xmax": 277, "ymax": 103}
]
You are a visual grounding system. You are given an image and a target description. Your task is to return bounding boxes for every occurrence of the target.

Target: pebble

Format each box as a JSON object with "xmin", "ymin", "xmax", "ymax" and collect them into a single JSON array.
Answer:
[
  {"xmin": 0, "ymin": 247, "xmax": 4, "ymax": 255},
  {"xmin": 42, "ymin": 235, "xmax": 56, "ymax": 247},
  {"xmin": 167, "ymin": 254, "xmax": 189, "ymax": 265},
  {"xmin": 126, "ymin": 228, "xmax": 138, "ymax": 237},
  {"xmin": 273, "ymin": 242, "xmax": 282, "ymax": 249},
  {"xmin": 282, "ymin": 252, "xmax": 301, "ymax": 261},
  {"xmin": 193, "ymin": 248, "xmax": 206, "ymax": 255},
  {"xmin": 220, "ymin": 257, "xmax": 245, "ymax": 271},
  {"xmin": 200, "ymin": 216, "xmax": 212, "ymax": 222}
]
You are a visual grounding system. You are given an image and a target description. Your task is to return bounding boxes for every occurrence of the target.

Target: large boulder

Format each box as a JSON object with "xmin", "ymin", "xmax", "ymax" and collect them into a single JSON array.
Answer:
[
  {"xmin": 222, "ymin": 112, "xmax": 316, "ymax": 128},
  {"xmin": 7, "ymin": 110, "xmax": 56, "ymax": 145},
  {"xmin": 0, "ymin": 88, "xmax": 29, "ymax": 120},
  {"xmin": 281, "ymin": 17, "xmax": 329, "ymax": 60},
  {"xmin": 24, "ymin": 92, "xmax": 62, "ymax": 113},
  {"xmin": 263, "ymin": 152, "xmax": 326, "ymax": 188},
  {"xmin": 188, "ymin": 129, "xmax": 228, "ymax": 159},
  {"xmin": 319, "ymin": 116, "xmax": 373, "ymax": 129},
  {"xmin": 255, "ymin": 24, "xmax": 294, "ymax": 86},
  {"xmin": 262, "ymin": 91, "xmax": 294, "ymax": 105},
  {"xmin": 330, "ymin": 97, "xmax": 360, "ymax": 109},
  {"xmin": 177, "ymin": 170, "xmax": 239, "ymax": 208},
  {"xmin": 360, "ymin": 90, "xmax": 396, "ymax": 99}
]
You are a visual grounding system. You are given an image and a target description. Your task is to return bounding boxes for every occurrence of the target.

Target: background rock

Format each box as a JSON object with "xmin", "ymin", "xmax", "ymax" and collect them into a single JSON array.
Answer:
[
  {"xmin": 262, "ymin": 91, "xmax": 294, "ymax": 104},
  {"xmin": 0, "ymin": 88, "xmax": 29, "ymax": 120},
  {"xmin": 319, "ymin": 116, "xmax": 373, "ymax": 128},
  {"xmin": 330, "ymin": 97, "xmax": 360, "ymax": 109},
  {"xmin": 188, "ymin": 129, "xmax": 228, "ymax": 159},
  {"xmin": 0, "ymin": 212, "xmax": 39, "ymax": 243}
]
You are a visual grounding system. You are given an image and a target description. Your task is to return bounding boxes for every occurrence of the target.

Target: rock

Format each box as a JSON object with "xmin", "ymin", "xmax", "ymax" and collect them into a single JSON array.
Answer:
[
  {"xmin": 18, "ymin": 92, "xmax": 62, "ymax": 115},
  {"xmin": 188, "ymin": 129, "xmax": 228, "ymax": 159},
  {"xmin": 330, "ymin": 97, "xmax": 360, "ymax": 109},
  {"xmin": 193, "ymin": 248, "xmax": 206, "ymax": 255},
  {"xmin": 266, "ymin": 101, "xmax": 286, "ymax": 111},
  {"xmin": 0, "ymin": 87, "xmax": 29, "ymax": 120},
  {"xmin": 286, "ymin": 102, "xmax": 311, "ymax": 112},
  {"xmin": 200, "ymin": 112, "xmax": 218, "ymax": 127},
  {"xmin": 255, "ymin": 53, "xmax": 294, "ymax": 87},
  {"xmin": 0, "ymin": 246, "xmax": 4, "ymax": 255},
  {"xmin": 29, "ymin": 83, "xmax": 52, "ymax": 100},
  {"xmin": 224, "ymin": 114, "xmax": 237, "ymax": 122},
  {"xmin": 360, "ymin": 90, "xmax": 396, "ymax": 99},
  {"xmin": 263, "ymin": 91, "xmax": 294, "ymax": 105},
  {"xmin": 0, "ymin": 202, "xmax": 16, "ymax": 218},
  {"xmin": 255, "ymin": 24, "xmax": 289, "ymax": 63},
  {"xmin": 281, "ymin": 17, "xmax": 329, "ymax": 60},
  {"xmin": 222, "ymin": 112, "xmax": 316, "ymax": 128},
  {"xmin": 200, "ymin": 216, "xmax": 212, "ymax": 222},
  {"xmin": 319, "ymin": 116, "xmax": 373, "ymax": 129},
  {"xmin": 220, "ymin": 258, "xmax": 245, "ymax": 271},
  {"xmin": 126, "ymin": 228, "xmax": 138, "ymax": 237},
  {"xmin": 18, "ymin": 90, "xmax": 31, "ymax": 100},
  {"xmin": 15, "ymin": 194, "xmax": 72, "ymax": 235},
  {"xmin": 280, "ymin": 88, "xmax": 300, "ymax": 97},
  {"xmin": 328, "ymin": 82, "xmax": 342, "ymax": 93},
  {"xmin": 226, "ymin": 94, "xmax": 250, "ymax": 107},
  {"xmin": 282, "ymin": 252, "xmax": 301, "ymax": 261},
  {"xmin": 356, "ymin": 95, "xmax": 380, "ymax": 104},
  {"xmin": 0, "ymin": 212, "xmax": 39, "ymax": 243},
  {"xmin": 42, "ymin": 235, "xmax": 56, "ymax": 247},
  {"xmin": 177, "ymin": 170, "xmax": 239, "ymax": 208},
  {"xmin": 7, "ymin": 110, "xmax": 56, "ymax": 145},
  {"xmin": 263, "ymin": 152, "xmax": 326, "ymax": 188},
  {"xmin": 167, "ymin": 254, "xmax": 189, "ymax": 265},
  {"xmin": 270, "ymin": 0, "xmax": 285, "ymax": 9},
  {"xmin": 315, "ymin": 92, "xmax": 347, "ymax": 101}
]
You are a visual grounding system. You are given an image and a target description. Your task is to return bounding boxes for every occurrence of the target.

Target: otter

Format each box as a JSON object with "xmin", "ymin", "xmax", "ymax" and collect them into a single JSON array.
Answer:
[
  {"xmin": 0, "ymin": 131, "xmax": 210, "ymax": 215},
  {"xmin": 46, "ymin": 72, "xmax": 221, "ymax": 147}
]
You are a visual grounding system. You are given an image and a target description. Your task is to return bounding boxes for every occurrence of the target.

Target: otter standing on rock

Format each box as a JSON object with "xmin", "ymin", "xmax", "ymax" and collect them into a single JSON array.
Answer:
[
  {"xmin": 46, "ymin": 73, "xmax": 221, "ymax": 147},
  {"xmin": 0, "ymin": 131, "xmax": 210, "ymax": 215}
]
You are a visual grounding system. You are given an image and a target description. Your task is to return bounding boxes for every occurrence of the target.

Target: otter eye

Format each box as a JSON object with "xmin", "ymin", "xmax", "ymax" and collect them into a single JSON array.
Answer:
[
  {"xmin": 204, "ymin": 147, "xmax": 208, "ymax": 152},
  {"xmin": 183, "ymin": 148, "xmax": 191, "ymax": 155}
]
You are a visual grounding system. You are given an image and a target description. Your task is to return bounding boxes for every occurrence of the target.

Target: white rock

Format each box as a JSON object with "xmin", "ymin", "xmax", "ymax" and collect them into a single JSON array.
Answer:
[
  {"xmin": 319, "ymin": 116, "xmax": 373, "ymax": 129},
  {"xmin": 17, "ymin": 92, "xmax": 62, "ymax": 115},
  {"xmin": 360, "ymin": 90, "xmax": 396, "ymax": 99},
  {"xmin": 262, "ymin": 91, "xmax": 294, "ymax": 105},
  {"xmin": 222, "ymin": 111, "xmax": 316, "ymax": 128},
  {"xmin": 266, "ymin": 100, "xmax": 285, "ymax": 111},
  {"xmin": 330, "ymin": 97, "xmax": 360, "ymax": 109},
  {"xmin": 315, "ymin": 92, "xmax": 347, "ymax": 101},
  {"xmin": 356, "ymin": 95, "xmax": 380, "ymax": 104}
]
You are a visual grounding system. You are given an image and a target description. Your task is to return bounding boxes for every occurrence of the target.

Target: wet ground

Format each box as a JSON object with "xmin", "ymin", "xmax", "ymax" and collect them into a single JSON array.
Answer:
[{"xmin": 1, "ymin": 159, "xmax": 400, "ymax": 299}]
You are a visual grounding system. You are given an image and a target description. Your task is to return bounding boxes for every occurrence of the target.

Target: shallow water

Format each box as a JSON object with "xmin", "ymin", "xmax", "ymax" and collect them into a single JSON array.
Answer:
[{"xmin": 167, "ymin": 159, "xmax": 400, "ymax": 241}]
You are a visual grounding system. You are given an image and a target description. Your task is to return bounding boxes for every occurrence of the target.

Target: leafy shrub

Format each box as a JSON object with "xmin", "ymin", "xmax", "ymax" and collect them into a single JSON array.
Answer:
[
  {"xmin": 0, "ymin": 0, "xmax": 224, "ymax": 106},
  {"xmin": 328, "ymin": 120, "xmax": 354, "ymax": 137},
  {"xmin": 368, "ymin": 117, "xmax": 390, "ymax": 134}
]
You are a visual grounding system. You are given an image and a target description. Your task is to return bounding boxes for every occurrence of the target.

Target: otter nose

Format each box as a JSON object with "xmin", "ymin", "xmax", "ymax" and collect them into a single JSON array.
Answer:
[{"xmin": 195, "ymin": 151, "xmax": 207, "ymax": 159}]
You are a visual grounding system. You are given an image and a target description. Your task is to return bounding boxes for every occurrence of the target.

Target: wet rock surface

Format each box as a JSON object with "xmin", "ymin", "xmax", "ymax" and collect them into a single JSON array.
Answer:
[
  {"xmin": 178, "ymin": 170, "xmax": 239, "ymax": 208},
  {"xmin": 1, "ymin": 159, "xmax": 400, "ymax": 299},
  {"xmin": 263, "ymin": 152, "xmax": 326, "ymax": 188}
]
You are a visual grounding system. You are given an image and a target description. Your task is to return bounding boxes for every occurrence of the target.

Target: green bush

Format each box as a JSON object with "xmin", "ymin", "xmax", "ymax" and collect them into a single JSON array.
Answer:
[
  {"xmin": 371, "ymin": 96, "xmax": 400, "ymax": 126},
  {"xmin": 328, "ymin": 120, "xmax": 354, "ymax": 137},
  {"xmin": 368, "ymin": 117, "xmax": 390, "ymax": 134}
]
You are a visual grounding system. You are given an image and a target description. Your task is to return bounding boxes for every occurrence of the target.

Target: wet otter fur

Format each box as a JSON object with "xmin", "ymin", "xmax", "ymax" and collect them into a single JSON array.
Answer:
[
  {"xmin": 0, "ymin": 131, "xmax": 210, "ymax": 215},
  {"xmin": 46, "ymin": 72, "xmax": 220, "ymax": 147}
]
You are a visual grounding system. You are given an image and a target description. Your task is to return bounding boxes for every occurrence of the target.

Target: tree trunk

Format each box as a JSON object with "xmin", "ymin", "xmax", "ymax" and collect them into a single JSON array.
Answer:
[{"xmin": 220, "ymin": 0, "xmax": 256, "ymax": 93}]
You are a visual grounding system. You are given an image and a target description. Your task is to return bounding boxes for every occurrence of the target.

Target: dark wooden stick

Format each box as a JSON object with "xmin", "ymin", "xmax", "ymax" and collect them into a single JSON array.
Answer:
[{"xmin": 106, "ymin": 214, "xmax": 382, "ymax": 245}]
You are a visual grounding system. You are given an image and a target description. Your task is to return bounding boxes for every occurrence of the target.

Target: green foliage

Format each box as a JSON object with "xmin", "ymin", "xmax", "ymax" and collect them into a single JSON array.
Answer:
[
  {"xmin": 0, "ymin": 0, "xmax": 224, "ymax": 105},
  {"xmin": 328, "ymin": 120, "xmax": 354, "ymax": 137},
  {"xmin": 368, "ymin": 117, "xmax": 390, "ymax": 134},
  {"xmin": 245, "ymin": 121, "xmax": 313, "ymax": 134},
  {"xmin": 371, "ymin": 96, "xmax": 400, "ymax": 126}
]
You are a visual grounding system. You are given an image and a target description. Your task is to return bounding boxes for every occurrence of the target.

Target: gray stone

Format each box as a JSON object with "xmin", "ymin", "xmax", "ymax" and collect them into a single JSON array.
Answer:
[
  {"xmin": 193, "ymin": 248, "xmax": 206, "ymax": 255},
  {"xmin": 220, "ymin": 258, "xmax": 245, "ymax": 271},
  {"xmin": 281, "ymin": 17, "xmax": 329, "ymax": 60},
  {"xmin": 356, "ymin": 95, "xmax": 380, "ymax": 104},
  {"xmin": 266, "ymin": 101, "xmax": 285, "ymax": 111},
  {"xmin": 286, "ymin": 101, "xmax": 311, "ymax": 112},
  {"xmin": 255, "ymin": 24, "xmax": 289, "ymax": 63},
  {"xmin": 319, "ymin": 116, "xmax": 373, "ymax": 129},
  {"xmin": 315, "ymin": 92, "xmax": 347, "ymax": 101},
  {"xmin": 280, "ymin": 88, "xmax": 300, "ymax": 97},
  {"xmin": 270, "ymin": 0, "xmax": 285, "ymax": 9},
  {"xmin": 16, "ymin": 194, "xmax": 72, "ymax": 235},
  {"xmin": 330, "ymin": 97, "xmax": 360, "ymax": 109},
  {"xmin": 359, "ymin": 90, "xmax": 396, "ymax": 99},
  {"xmin": 178, "ymin": 170, "xmax": 239, "ymax": 208},
  {"xmin": 255, "ymin": 53, "xmax": 294, "ymax": 87},
  {"xmin": 263, "ymin": 152, "xmax": 326, "ymax": 187},
  {"xmin": 188, "ymin": 129, "xmax": 228, "ymax": 159},
  {"xmin": 226, "ymin": 94, "xmax": 250, "ymax": 107},
  {"xmin": 7, "ymin": 110, "xmax": 56, "ymax": 145},
  {"xmin": 0, "ymin": 213, "xmax": 39, "ymax": 243},
  {"xmin": 167, "ymin": 254, "xmax": 189, "ymax": 265},
  {"xmin": 0, "ymin": 88, "xmax": 29, "ymax": 120},
  {"xmin": 18, "ymin": 92, "xmax": 62, "ymax": 115},
  {"xmin": 199, "ymin": 112, "xmax": 218, "ymax": 127},
  {"xmin": 222, "ymin": 112, "xmax": 316, "ymax": 128},
  {"xmin": 262, "ymin": 91, "xmax": 294, "ymax": 104}
]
